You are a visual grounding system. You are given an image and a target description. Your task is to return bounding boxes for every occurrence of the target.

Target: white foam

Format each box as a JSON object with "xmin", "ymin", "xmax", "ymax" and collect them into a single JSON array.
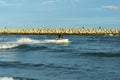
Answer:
[
  {"xmin": 0, "ymin": 43, "xmax": 19, "ymax": 49},
  {"xmin": 0, "ymin": 38, "xmax": 70, "ymax": 49},
  {"xmin": 44, "ymin": 39, "xmax": 69, "ymax": 44},
  {"xmin": 109, "ymin": 34, "xmax": 114, "ymax": 36},
  {"xmin": 17, "ymin": 38, "xmax": 40, "ymax": 43},
  {"xmin": 0, "ymin": 77, "xmax": 14, "ymax": 80}
]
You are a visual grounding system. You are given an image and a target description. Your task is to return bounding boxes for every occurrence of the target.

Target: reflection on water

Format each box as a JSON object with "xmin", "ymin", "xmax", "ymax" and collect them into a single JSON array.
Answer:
[{"xmin": 0, "ymin": 52, "xmax": 18, "ymax": 62}]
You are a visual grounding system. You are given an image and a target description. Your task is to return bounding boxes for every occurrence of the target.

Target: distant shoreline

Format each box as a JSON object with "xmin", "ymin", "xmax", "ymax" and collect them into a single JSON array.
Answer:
[{"xmin": 0, "ymin": 28, "xmax": 120, "ymax": 36}]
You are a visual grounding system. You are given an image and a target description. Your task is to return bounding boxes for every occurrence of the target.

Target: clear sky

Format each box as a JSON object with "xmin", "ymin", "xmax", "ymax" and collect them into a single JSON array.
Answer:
[{"xmin": 0, "ymin": 0, "xmax": 120, "ymax": 28}]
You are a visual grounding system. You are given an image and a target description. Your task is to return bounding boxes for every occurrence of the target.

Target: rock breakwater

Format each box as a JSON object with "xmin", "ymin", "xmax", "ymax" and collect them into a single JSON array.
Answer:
[{"xmin": 0, "ymin": 28, "xmax": 120, "ymax": 35}]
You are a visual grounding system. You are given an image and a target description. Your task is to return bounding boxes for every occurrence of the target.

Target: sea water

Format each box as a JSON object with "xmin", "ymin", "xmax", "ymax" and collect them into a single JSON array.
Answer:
[{"xmin": 0, "ymin": 35, "xmax": 120, "ymax": 80}]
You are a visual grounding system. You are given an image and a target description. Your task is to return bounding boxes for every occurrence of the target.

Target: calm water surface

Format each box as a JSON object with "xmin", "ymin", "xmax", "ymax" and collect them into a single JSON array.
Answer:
[{"xmin": 0, "ymin": 35, "xmax": 120, "ymax": 80}]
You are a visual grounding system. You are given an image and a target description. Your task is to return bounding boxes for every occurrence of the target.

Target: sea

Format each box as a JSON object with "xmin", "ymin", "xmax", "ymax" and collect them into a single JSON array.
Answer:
[{"xmin": 0, "ymin": 35, "xmax": 120, "ymax": 80}]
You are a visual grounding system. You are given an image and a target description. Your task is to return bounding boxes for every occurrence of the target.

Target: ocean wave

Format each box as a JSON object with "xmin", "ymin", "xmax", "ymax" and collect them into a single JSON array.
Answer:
[
  {"xmin": 0, "ymin": 37, "xmax": 69, "ymax": 50},
  {"xmin": 16, "ymin": 44, "xmax": 49, "ymax": 51},
  {"xmin": 0, "ymin": 77, "xmax": 36, "ymax": 80},
  {"xmin": 0, "ymin": 43, "xmax": 19, "ymax": 49},
  {"xmin": 80, "ymin": 52, "xmax": 120, "ymax": 57},
  {"xmin": 0, "ymin": 43, "xmax": 48, "ymax": 50},
  {"xmin": 0, "ymin": 61, "xmax": 78, "ymax": 70},
  {"xmin": 0, "ymin": 61, "xmax": 44, "ymax": 70},
  {"xmin": 49, "ymin": 48, "xmax": 78, "ymax": 53},
  {"xmin": 0, "ymin": 42, "xmax": 49, "ymax": 51}
]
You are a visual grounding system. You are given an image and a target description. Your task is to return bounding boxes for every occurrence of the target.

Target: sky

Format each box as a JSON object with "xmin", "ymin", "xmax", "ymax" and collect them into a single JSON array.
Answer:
[{"xmin": 0, "ymin": 0, "xmax": 120, "ymax": 28}]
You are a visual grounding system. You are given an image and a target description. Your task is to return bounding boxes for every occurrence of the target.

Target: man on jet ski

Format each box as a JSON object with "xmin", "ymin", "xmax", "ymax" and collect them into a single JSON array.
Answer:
[{"xmin": 57, "ymin": 34, "xmax": 63, "ymax": 40}]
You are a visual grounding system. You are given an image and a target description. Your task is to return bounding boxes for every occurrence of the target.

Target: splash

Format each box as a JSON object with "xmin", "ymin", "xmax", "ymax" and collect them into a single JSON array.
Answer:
[
  {"xmin": 0, "ymin": 77, "xmax": 14, "ymax": 80},
  {"xmin": 17, "ymin": 38, "xmax": 40, "ymax": 43},
  {"xmin": 0, "ymin": 37, "xmax": 69, "ymax": 49},
  {"xmin": 0, "ymin": 77, "xmax": 36, "ymax": 80},
  {"xmin": 0, "ymin": 37, "xmax": 41, "ymax": 49},
  {"xmin": 17, "ymin": 37, "xmax": 69, "ymax": 44}
]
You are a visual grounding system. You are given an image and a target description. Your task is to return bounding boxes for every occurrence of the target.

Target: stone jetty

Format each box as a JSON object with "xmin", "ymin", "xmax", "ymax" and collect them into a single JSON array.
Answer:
[{"xmin": 0, "ymin": 28, "xmax": 120, "ymax": 36}]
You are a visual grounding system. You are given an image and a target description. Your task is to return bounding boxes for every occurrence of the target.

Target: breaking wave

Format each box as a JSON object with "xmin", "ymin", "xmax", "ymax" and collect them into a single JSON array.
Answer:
[
  {"xmin": 0, "ymin": 77, "xmax": 13, "ymax": 80},
  {"xmin": 0, "ymin": 43, "xmax": 19, "ymax": 49},
  {"xmin": 0, "ymin": 77, "xmax": 36, "ymax": 80},
  {"xmin": 0, "ymin": 37, "xmax": 41, "ymax": 49}
]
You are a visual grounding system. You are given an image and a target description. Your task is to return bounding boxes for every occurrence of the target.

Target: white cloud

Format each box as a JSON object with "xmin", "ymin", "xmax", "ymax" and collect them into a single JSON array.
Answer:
[{"xmin": 102, "ymin": 5, "xmax": 119, "ymax": 10}]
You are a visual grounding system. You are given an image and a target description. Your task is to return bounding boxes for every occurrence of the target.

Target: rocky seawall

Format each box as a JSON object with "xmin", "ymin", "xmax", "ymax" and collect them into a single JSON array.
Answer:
[{"xmin": 0, "ymin": 28, "xmax": 120, "ymax": 35}]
